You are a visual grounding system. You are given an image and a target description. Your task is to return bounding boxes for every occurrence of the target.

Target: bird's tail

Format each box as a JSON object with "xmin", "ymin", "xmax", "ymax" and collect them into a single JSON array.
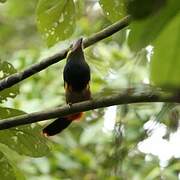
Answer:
[{"xmin": 42, "ymin": 112, "xmax": 83, "ymax": 136}]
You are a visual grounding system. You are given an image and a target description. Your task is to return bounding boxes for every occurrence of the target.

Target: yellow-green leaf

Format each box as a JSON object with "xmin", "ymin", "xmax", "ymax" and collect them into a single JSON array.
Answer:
[
  {"xmin": 36, "ymin": 0, "xmax": 76, "ymax": 47},
  {"xmin": 0, "ymin": 60, "xmax": 19, "ymax": 103},
  {"xmin": 0, "ymin": 107, "xmax": 50, "ymax": 157},
  {"xmin": 150, "ymin": 13, "xmax": 180, "ymax": 88},
  {"xmin": 99, "ymin": 0, "xmax": 126, "ymax": 22},
  {"xmin": 0, "ymin": 151, "xmax": 16, "ymax": 180}
]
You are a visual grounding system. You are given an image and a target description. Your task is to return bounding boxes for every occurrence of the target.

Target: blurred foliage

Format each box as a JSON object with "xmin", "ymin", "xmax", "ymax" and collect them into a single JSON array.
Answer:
[
  {"xmin": 0, "ymin": 0, "xmax": 179, "ymax": 179},
  {"xmin": 0, "ymin": 0, "xmax": 6, "ymax": 3},
  {"xmin": 126, "ymin": 0, "xmax": 167, "ymax": 20},
  {"xmin": 0, "ymin": 59, "xmax": 19, "ymax": 102}
]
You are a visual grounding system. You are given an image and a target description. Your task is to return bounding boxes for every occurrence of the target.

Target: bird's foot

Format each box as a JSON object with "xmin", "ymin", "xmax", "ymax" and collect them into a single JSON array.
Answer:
[{"xmin": 68, "ymin": 103, "xmax": 73, "ymax": 108}]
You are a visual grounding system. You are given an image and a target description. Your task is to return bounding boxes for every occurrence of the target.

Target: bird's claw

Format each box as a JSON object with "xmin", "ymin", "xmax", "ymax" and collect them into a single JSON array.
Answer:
[{"xmin": 68, "ymin": 103, "xmax": 73, "ymax": 108}]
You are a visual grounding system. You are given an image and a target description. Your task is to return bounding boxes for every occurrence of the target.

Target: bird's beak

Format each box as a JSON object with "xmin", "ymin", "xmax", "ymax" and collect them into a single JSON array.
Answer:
[{"xmin": 72, "ymin": 38, "xmax": 83, "ymax": 52}]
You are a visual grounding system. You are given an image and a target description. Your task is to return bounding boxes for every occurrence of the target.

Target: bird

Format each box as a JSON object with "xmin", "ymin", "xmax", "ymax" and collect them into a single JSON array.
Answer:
[{"xmin": 43, "ymin": 38, "xmax": 91, "ymax": 136}]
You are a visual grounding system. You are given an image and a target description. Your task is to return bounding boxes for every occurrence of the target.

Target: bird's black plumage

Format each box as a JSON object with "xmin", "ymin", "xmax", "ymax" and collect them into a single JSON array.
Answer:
[
  {"xmin": 43, "ymin": 38, "xmax": 91, "ymax": 136},
  {"xmin": 43, "ymin": 117, "xmax": 72, "ymax": 136},
  {"xmin": 63, "ymin": 39, "xmax": 90, "ymax": 91}
]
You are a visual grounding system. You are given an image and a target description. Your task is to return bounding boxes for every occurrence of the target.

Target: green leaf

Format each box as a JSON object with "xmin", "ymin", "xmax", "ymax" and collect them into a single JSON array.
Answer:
[
  {"xmin": 0, "ymin": 0, "xmax": 6, "ymax": 3},
  {"xmin": 126, "ymin": 0, "xmax": 167, "ymax": 20},
  {"xmin": 0, "ymin": 144, "xmax": 25, "ymax": 180},
  {"xmin": 128, "ymin": 0, "xmax": 180, "ymax": 51},
  {"xmin": 0, "ymin": 107, "xmax": 50, "ymax": 157},
  {"xmin": 36, "ymin": 0, "xmax": 76, "ymax": 47},
  {"xmin": 0, "ymin": 151, "xmax": 16, "ymax": 180},
  {"xmin": 150, "ymin": 13, "xmax": 180, "ymax": 88},
  {"xmin": 99, "ymin": 0, "xmax": 126, "ymax": 22},
  {"xmin": 0, "ymin": 60, "xmax": 19, "ymax": 103}
]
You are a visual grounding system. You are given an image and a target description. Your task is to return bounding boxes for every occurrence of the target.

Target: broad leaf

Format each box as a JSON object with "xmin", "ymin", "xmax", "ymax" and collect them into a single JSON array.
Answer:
[
  {"xmin": 0, "ymin": 144, "xmax": 25, "ymax": 180},
  {"xmin": 36, "ymin": 0, "xmax": 75, "ymax": 47},
  {"xmin": 99, "ymin": 0, "xmax": 126, "ymax": 22},
  {"xmin": 0, "ymin": 60, "xmax": 19, "ymax": 102},
  {"xmin": 0, "ymin": 107, "xmax": 50, "ymax": 157},
  {"xmin": 128, "ymin": 0, "xmax": 180, "ymax": 51},
  {"xmin": 0, "ymin": 151, "xmax": 16, "ymax": 180},
  {"xmin": 150, "ymin": 13, "xmax": 180, "ymax": 88}
]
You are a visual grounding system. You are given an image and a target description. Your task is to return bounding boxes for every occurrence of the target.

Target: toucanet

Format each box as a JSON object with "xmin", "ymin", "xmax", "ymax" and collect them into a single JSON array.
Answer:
[{"xmin": 43, "ymin": 38, "xmax": 91, "ymax": 136}]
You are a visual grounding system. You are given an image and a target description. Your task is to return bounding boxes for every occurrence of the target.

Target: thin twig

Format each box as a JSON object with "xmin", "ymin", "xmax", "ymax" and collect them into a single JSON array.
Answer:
[
  {"xmin": 0, "ymin": 88, "xmax": 179, "ymax": 130},
  {"xmin": 0, "ymin": 15, "xmax": 131, "ymax": 91}
]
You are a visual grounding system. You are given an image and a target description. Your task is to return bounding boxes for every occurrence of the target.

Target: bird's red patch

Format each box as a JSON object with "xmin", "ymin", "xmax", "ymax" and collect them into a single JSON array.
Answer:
[{"xmin": 66, "ymin": 112, "xmax": 83, "ymax": 121}]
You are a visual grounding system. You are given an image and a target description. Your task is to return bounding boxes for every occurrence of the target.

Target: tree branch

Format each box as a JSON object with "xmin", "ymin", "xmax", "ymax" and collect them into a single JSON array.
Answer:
[
  {"xmin": 0, "ymin": 88, "xmax": 179, "ymax": 130},
  {"xmin": 0, "ymin": 15, "xmax": 131, "ymax": 91}
]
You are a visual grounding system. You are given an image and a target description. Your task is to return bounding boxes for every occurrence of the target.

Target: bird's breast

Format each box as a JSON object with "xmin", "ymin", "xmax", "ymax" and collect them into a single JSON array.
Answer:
[{"xmin": 65, "ymin": 86, "xmax": 91, "ymax": 104}]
